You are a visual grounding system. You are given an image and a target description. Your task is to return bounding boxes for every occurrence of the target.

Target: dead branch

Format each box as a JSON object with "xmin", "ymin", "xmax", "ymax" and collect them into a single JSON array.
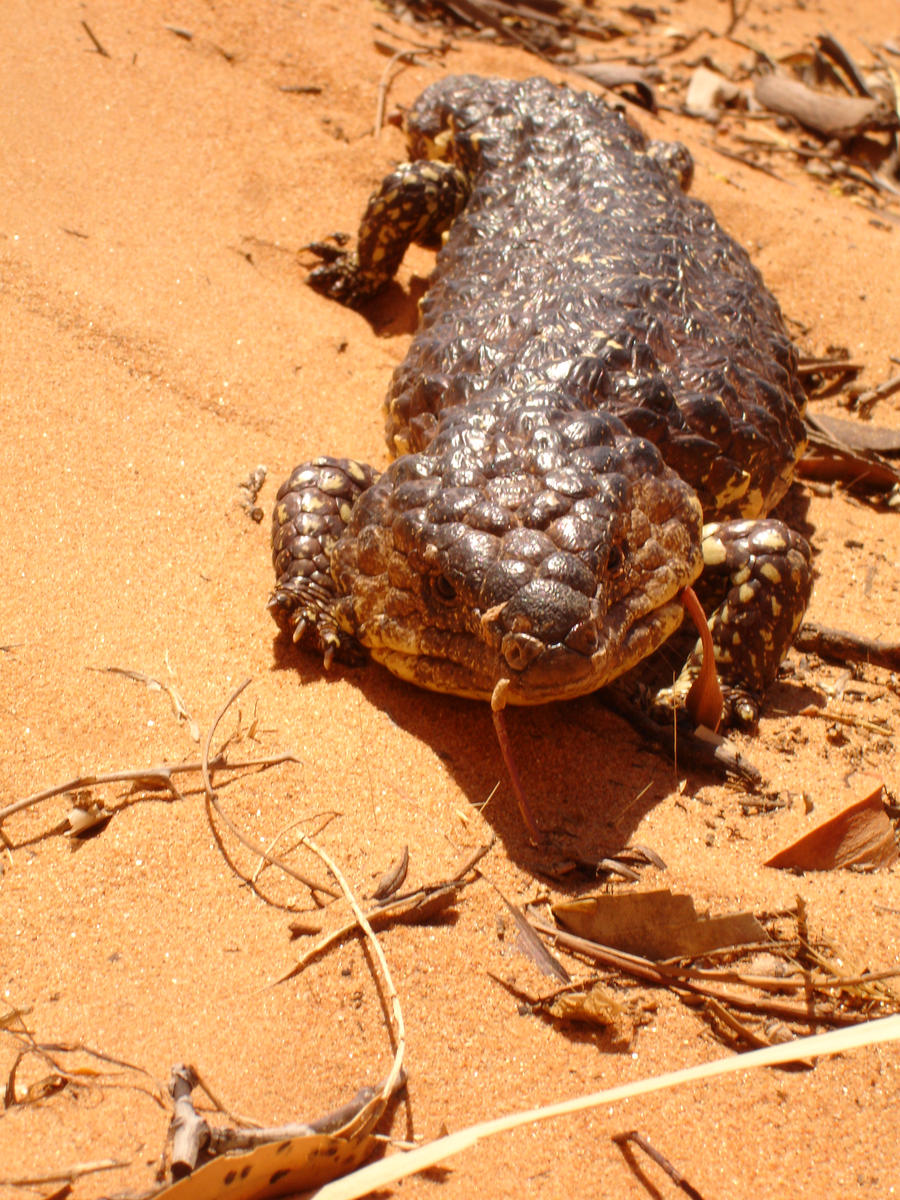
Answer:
[
  {"xmin": 199, "ymin": 679, "xmax": 338, "ymax": 899},
  {"xmin": 794, "ymin": 622, "xmax": 900, "ymax": 671},
  {"xmin": 170, "ymin": 1065, "xmax": 208, "ymax": 1176},
  {"xmin": 525, "ymin": 913, "xmax": 885, "ymax": 1027},
  {"xmin": 754, "ymin": 73, "xmax": 898, "ymax": 139},
  {"xmin": 0, "ymin": 751, "xmax": 299, "ymax": 826}
]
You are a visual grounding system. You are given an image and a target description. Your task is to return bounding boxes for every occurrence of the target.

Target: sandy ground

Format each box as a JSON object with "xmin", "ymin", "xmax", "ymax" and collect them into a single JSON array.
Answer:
[{"xmin": 2, "ymin": 1, "xmax": 899, "ymax": 1197}]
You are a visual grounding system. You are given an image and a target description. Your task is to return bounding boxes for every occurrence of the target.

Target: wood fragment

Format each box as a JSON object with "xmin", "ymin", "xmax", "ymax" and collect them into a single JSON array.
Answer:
[
  {"xmin": 237, "ymin": 464, "xmax": 267, "ymax": 523},
  {"xmin": 371, "ymin": 844, "xmax": 410, "ymax": 900},
  {"xmin": 615, "ymin": 1128, "xmax": 707, "ymax": 1199},
  {"xmin": 80, "ymin": 19, "xmax": 110, "ymax": 57},
  {"xmin": 797, "ymin": 357, "xmax": 865, "ymax": 377},
  {"xmin": 794, "ymin": 622, "xmax": 900, "ymax": 671},
  {"xmin": 170, "ymin": 1065, "xmax": 208, "ymax": 1177},
  {"xmin": 684, "ymin": 65, "xmax": 742, "ymax": 120},
  {"xmin": 851, "ymin": 372, "xmax": 900, "ymax": 417},
  {"xmin": 754, "ymin": 73, "xmax": 898, "ymax": 139}
]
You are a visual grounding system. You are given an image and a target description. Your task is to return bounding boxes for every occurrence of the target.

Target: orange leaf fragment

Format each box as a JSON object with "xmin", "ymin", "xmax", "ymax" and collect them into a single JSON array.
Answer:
[{"xmin": 765, "ymin": 785, "xmax": 898, "ymax": 872}]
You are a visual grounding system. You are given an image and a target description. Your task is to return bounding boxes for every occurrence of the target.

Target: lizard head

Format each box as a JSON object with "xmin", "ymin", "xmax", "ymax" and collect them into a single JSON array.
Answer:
[{"xmin": 330, "ymin": 397, "xmax": 704, "ymax": 704}]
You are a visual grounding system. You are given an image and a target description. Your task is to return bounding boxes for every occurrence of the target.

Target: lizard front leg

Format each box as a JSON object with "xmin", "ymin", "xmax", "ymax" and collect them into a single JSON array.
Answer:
[
  {"xmin": 307, "ymin": 159, "xmax": 469, "ymax": 307},
  {"xmin": 270, "ymin": 457, "xmax": 378, "ymax": 665},
  {"xmin": 661, "ymin": 518, "xmax": 812, "ymax": 727}
]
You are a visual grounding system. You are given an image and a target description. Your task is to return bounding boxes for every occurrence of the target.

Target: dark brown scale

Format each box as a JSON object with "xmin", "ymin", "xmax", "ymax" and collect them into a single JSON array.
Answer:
[{"xmin": 274, "ymin": 75, "xmax": 812, "ymax": 715}]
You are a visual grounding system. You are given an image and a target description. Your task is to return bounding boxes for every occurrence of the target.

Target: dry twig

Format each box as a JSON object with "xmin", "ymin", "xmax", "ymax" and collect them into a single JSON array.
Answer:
[
  {"xmin": 199, "ymin": 679, "xmax": 338, "ymax": 899},
  {"xmin": 0, "ymin": 751, "xmax": 299, "ymax": 827}
]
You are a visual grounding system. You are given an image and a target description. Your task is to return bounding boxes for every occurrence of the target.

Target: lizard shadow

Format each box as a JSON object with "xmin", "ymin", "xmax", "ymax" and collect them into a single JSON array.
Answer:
[
  {"xmin": 272, "ymin": 633, "xmax": 703, "ymax": 876},
  {"xmin": 270, "ymin": 464, "xmax": 820, "ymax": 877},
  {"xmin": 352, "ymin": 275, "xmax": 431, "ymax": 338}
]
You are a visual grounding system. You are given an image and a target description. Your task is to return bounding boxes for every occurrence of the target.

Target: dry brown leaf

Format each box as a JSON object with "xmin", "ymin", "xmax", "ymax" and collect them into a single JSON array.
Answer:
[
  {"xmin": 553, "ymin": 890, "xmax": 766, "ymax": 958},
  {"xmin": 154, "ymin": 1127, "xmax": 381, "ymax": 1199},
  {"xmin": 808, "ymin": 412, "xmax": 900, "ymax": 455},
  {"xmin": 500, "ymin": 894, "xmax": 570, "ymax": 983},
  {"xmin": 764, "ymin": 785, "xmax": 899, "ymax": 871},
  {"xmin": 547, "ymin": 982, "xmax": 623, "ymax": 1027},
  {"xmin": 371, "ymin": 845, "xmax": 409, "ymax": 900}
]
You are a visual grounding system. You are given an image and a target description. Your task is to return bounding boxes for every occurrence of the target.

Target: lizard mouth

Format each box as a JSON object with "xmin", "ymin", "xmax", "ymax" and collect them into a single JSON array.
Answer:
[
  {"xmin": 332, "ymin": 439, "xmax": 706, "ymax": 706},
  {"xmin": 355, "ymin": 585, "xmax": 690, "ymax": 706}
]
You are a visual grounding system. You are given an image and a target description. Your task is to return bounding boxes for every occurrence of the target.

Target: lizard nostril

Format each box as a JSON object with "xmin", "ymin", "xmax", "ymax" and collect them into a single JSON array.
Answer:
[{"xmin": 502, "ymin": 632, "xmax": 544, "ymax": 672}]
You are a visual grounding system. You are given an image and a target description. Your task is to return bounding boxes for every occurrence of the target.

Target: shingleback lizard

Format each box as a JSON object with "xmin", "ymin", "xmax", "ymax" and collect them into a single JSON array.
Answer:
[{"xmin": 270, "ymin": 75, "xmax": 812, "ymax": 727}]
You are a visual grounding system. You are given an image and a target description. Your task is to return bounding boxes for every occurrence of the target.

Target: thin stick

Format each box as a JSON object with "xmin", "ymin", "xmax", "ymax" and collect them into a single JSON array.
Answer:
[
  {"xmin": 271, "ymin": 875, "xmax": 479, "ymax": 987},
  {"xmin": 0, "ymin": 752, "xmax": 300, "ymax": 825},
  {"xmin": 200, "ymin": 679, "xmax": 338, "ymax": 899},
  {"xmin": 375, "ymin": 49, "xmax": 420, "ymax": 134},
  {"xmin": 294, "ymin": 830, "xmax": 406, "ymax": 1119},
  {"xmin": 616, "ymin": 1129, "xmax": 707, "ymax": 1200},
  {"xmin": 2, "ymin": 1160, "xmax": 125, "ymax": 1187},
  {"xmin": 795, "ymin": 621, "xmax": 900, "ymax": 671},
  {"xmin": 250, "ymin": 811, "xmax": 339, "ymax": 885},
  {"xmin": 80, "ymin": 19, "xmax": 110, "ymax": 57}
]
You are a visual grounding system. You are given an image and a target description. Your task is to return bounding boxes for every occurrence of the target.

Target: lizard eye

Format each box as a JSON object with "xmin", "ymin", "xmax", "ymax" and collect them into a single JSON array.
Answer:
[{"xmin": 432, "ymin": 574, "xmax": 457, "ymax": 604}]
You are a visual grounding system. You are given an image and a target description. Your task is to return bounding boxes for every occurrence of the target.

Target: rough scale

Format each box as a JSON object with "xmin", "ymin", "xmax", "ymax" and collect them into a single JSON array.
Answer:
[{"xmin": 271, "ymin": 76, "xmax": 812, "ymax": 723}]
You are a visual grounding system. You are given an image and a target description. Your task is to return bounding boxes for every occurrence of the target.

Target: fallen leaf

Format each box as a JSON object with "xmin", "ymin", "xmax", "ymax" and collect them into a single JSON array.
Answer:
[
  {"xmin": 764, "ymin": 785, "xmax": 898, "ymax": 871},
  {"xmin": 154, "ymin": 1128, "xmax": 380, "ymax": 1199},
  {"xmin": 807, "ymin": 412, "xmax": 900, "ymax": 455},
  {"xmin": 547, "ymin": 982, "xmax": 623, "ymax": 1027},
  {"xmin": 499, "ymin": 895, "xmax": 570, "ymax": 983},
  {"xmin": 371, "ymin": 845, "xmax": 409, "ymax": 900},
  {"xmin": 553, "ymin": 890, "xmax": 765, "ymax": 958}
]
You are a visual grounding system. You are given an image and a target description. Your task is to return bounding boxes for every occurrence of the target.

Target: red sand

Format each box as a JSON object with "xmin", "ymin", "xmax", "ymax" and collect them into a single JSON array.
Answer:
[{"xmin": 2, "ymin": 2, "xmax": 898, "ymax": 1197}]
